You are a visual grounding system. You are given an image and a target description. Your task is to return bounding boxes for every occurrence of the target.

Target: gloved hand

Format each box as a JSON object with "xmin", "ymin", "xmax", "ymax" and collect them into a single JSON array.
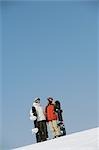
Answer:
[
  {"xmin": 29, "ymin": 115, "xmax": 37, "ymax": 121},
  {"xmin": 32, "ymin": 128, "xmax": 38, "ymax": 134}
]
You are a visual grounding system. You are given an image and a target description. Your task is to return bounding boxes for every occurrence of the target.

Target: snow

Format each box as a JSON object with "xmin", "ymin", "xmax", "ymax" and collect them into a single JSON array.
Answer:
[{"xmin": 13, "ymin": 127, "xmax": 99, "ymax": 150}]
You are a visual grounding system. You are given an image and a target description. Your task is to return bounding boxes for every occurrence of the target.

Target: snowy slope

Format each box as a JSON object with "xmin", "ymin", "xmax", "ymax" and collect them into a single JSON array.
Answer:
[{"xmin": 13, "ymin": 127, "xmax": 99, "ymax": 150}]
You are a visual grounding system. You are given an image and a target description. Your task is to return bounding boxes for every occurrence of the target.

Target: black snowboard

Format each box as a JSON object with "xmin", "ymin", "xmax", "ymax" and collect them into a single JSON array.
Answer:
[
  {"xmin": 55, "ymin": 100, "xmax": 66, "ymax": 136},
  {"xmin": 32, "ymin": 106, "xmax": 41, "ymax": 142}
]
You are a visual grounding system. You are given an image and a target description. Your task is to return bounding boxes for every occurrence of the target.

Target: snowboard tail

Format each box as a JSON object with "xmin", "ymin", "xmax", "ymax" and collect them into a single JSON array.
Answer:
[{"xmin": 58, "ymin": 121, "xmax": 66, "ymax": 136}]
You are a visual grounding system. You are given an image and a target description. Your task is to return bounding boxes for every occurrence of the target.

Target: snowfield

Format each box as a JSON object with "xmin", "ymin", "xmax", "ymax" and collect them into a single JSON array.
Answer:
[{"xmin": 13, "ymin": 127, "xmax": 99, "ymax": 150}]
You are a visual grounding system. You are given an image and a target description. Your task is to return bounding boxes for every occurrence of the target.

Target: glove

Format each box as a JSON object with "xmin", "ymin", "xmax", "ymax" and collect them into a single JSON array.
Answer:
[
  {"xmin": 29, "ymin": 115, "xmax": 37, "ymax": 121},
  {"xmin": 32, "ymin": 128, "xmax": 38, "ymax": 134}
]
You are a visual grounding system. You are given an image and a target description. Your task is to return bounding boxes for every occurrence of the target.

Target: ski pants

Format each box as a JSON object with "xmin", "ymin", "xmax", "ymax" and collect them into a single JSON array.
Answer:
[
  {"xmin": 37, "ymin": 120, "xmax": 48, "ymax": 142},
  {"xmin": 48, "ymin": 120, "xmax": 60, "ymax": 138}
]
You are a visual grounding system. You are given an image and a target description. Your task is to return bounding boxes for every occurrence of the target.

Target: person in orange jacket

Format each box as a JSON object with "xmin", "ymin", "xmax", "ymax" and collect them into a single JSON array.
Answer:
[{"xmin": 45, "ymin": 97, "xmax": 61, "ymax": 138}]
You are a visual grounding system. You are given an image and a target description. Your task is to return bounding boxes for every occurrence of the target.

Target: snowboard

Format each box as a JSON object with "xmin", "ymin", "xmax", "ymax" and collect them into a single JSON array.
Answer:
[
  {"xmin": 31, "ymin": 106, "xmax": 41, "ymax": 143},
  {"xmin": 55, "ymin": 100, "xmax": 66, "ymax": 136}
]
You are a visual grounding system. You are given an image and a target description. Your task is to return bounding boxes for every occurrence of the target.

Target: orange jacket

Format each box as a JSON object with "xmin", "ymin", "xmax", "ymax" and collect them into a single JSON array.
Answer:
[{"xmin": 45, "ymin": 104, "xmax": 58, "ymax": 121}]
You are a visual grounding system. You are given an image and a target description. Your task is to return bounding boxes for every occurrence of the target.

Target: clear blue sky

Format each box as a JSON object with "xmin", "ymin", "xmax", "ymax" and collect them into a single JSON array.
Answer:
[{"xmin": 1, "ymin": 1, "xmax": 98, "ymax": 149}]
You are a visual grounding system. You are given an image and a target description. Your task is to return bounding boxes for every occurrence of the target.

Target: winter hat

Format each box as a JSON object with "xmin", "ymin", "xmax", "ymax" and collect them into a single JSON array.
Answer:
[
  {"xmin": 34, "ymin": 97, "xmax": 40, "ymax": 103},
  {"xmin": 47, "ymin": 97, "xmax": 53, "ymax": 102}
]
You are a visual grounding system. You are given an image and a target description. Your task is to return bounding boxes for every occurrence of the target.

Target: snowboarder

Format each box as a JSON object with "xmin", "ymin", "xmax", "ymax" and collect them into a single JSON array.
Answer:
[
  {"xmin": 30, "ymin": 97, "xmax": 48, "ymax": 142},
  {"xmin": 45, "ymin": 97, "xmax": 61, "ymax": 139},
  {"xmin": 54, "ymin": 100, "xmax": 66, "ymax": 136}
]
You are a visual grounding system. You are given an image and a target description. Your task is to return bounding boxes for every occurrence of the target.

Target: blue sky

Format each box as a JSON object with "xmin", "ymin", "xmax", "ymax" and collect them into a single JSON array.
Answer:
[{"xmin": 1, "ymin": 1, "xmax": 98, "ymax": 149}]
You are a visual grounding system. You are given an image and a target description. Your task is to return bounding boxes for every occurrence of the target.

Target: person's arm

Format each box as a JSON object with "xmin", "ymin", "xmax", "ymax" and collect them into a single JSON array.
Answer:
[
  {"xmin": 29, "ymin": 107, "xmax": 37, "ymax": 121},
  {"xmin": 32, "ymin": 106, "xmax": 37, "ymax": 116},
  {"xmin": 44, "ymin": 106, "xmax": 48, "ymax": 122}
]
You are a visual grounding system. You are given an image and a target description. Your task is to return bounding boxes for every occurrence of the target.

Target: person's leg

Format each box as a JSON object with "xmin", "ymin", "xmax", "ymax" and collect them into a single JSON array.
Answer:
[
  {"xmin": 40, "ymin": 120, "xmax": 48, "ymax": 141},
  {"xmin": 42, "ymin": 120, "xmax": 48, "ymax": 139},
  {"xmin": 37, "ymin": 121, "xmax": 43, "ymax": 142},
  {"xmin": 52, "ymin": 120, "xmax": 61, "ymax": 137},
  {"xmin": 38, "ymin": 121, "xmax": 47, "ymax": 141},
  {"xmin": 45, "ymin": 122, "xmax": 49, "ymax": 139},
  {"xmin": 34, "ymin": 121, "xmax": 41, "ymax": 142},
  {"xmin": 48, "ymin": 121, "xmax": 56, "ymax": 138}
]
